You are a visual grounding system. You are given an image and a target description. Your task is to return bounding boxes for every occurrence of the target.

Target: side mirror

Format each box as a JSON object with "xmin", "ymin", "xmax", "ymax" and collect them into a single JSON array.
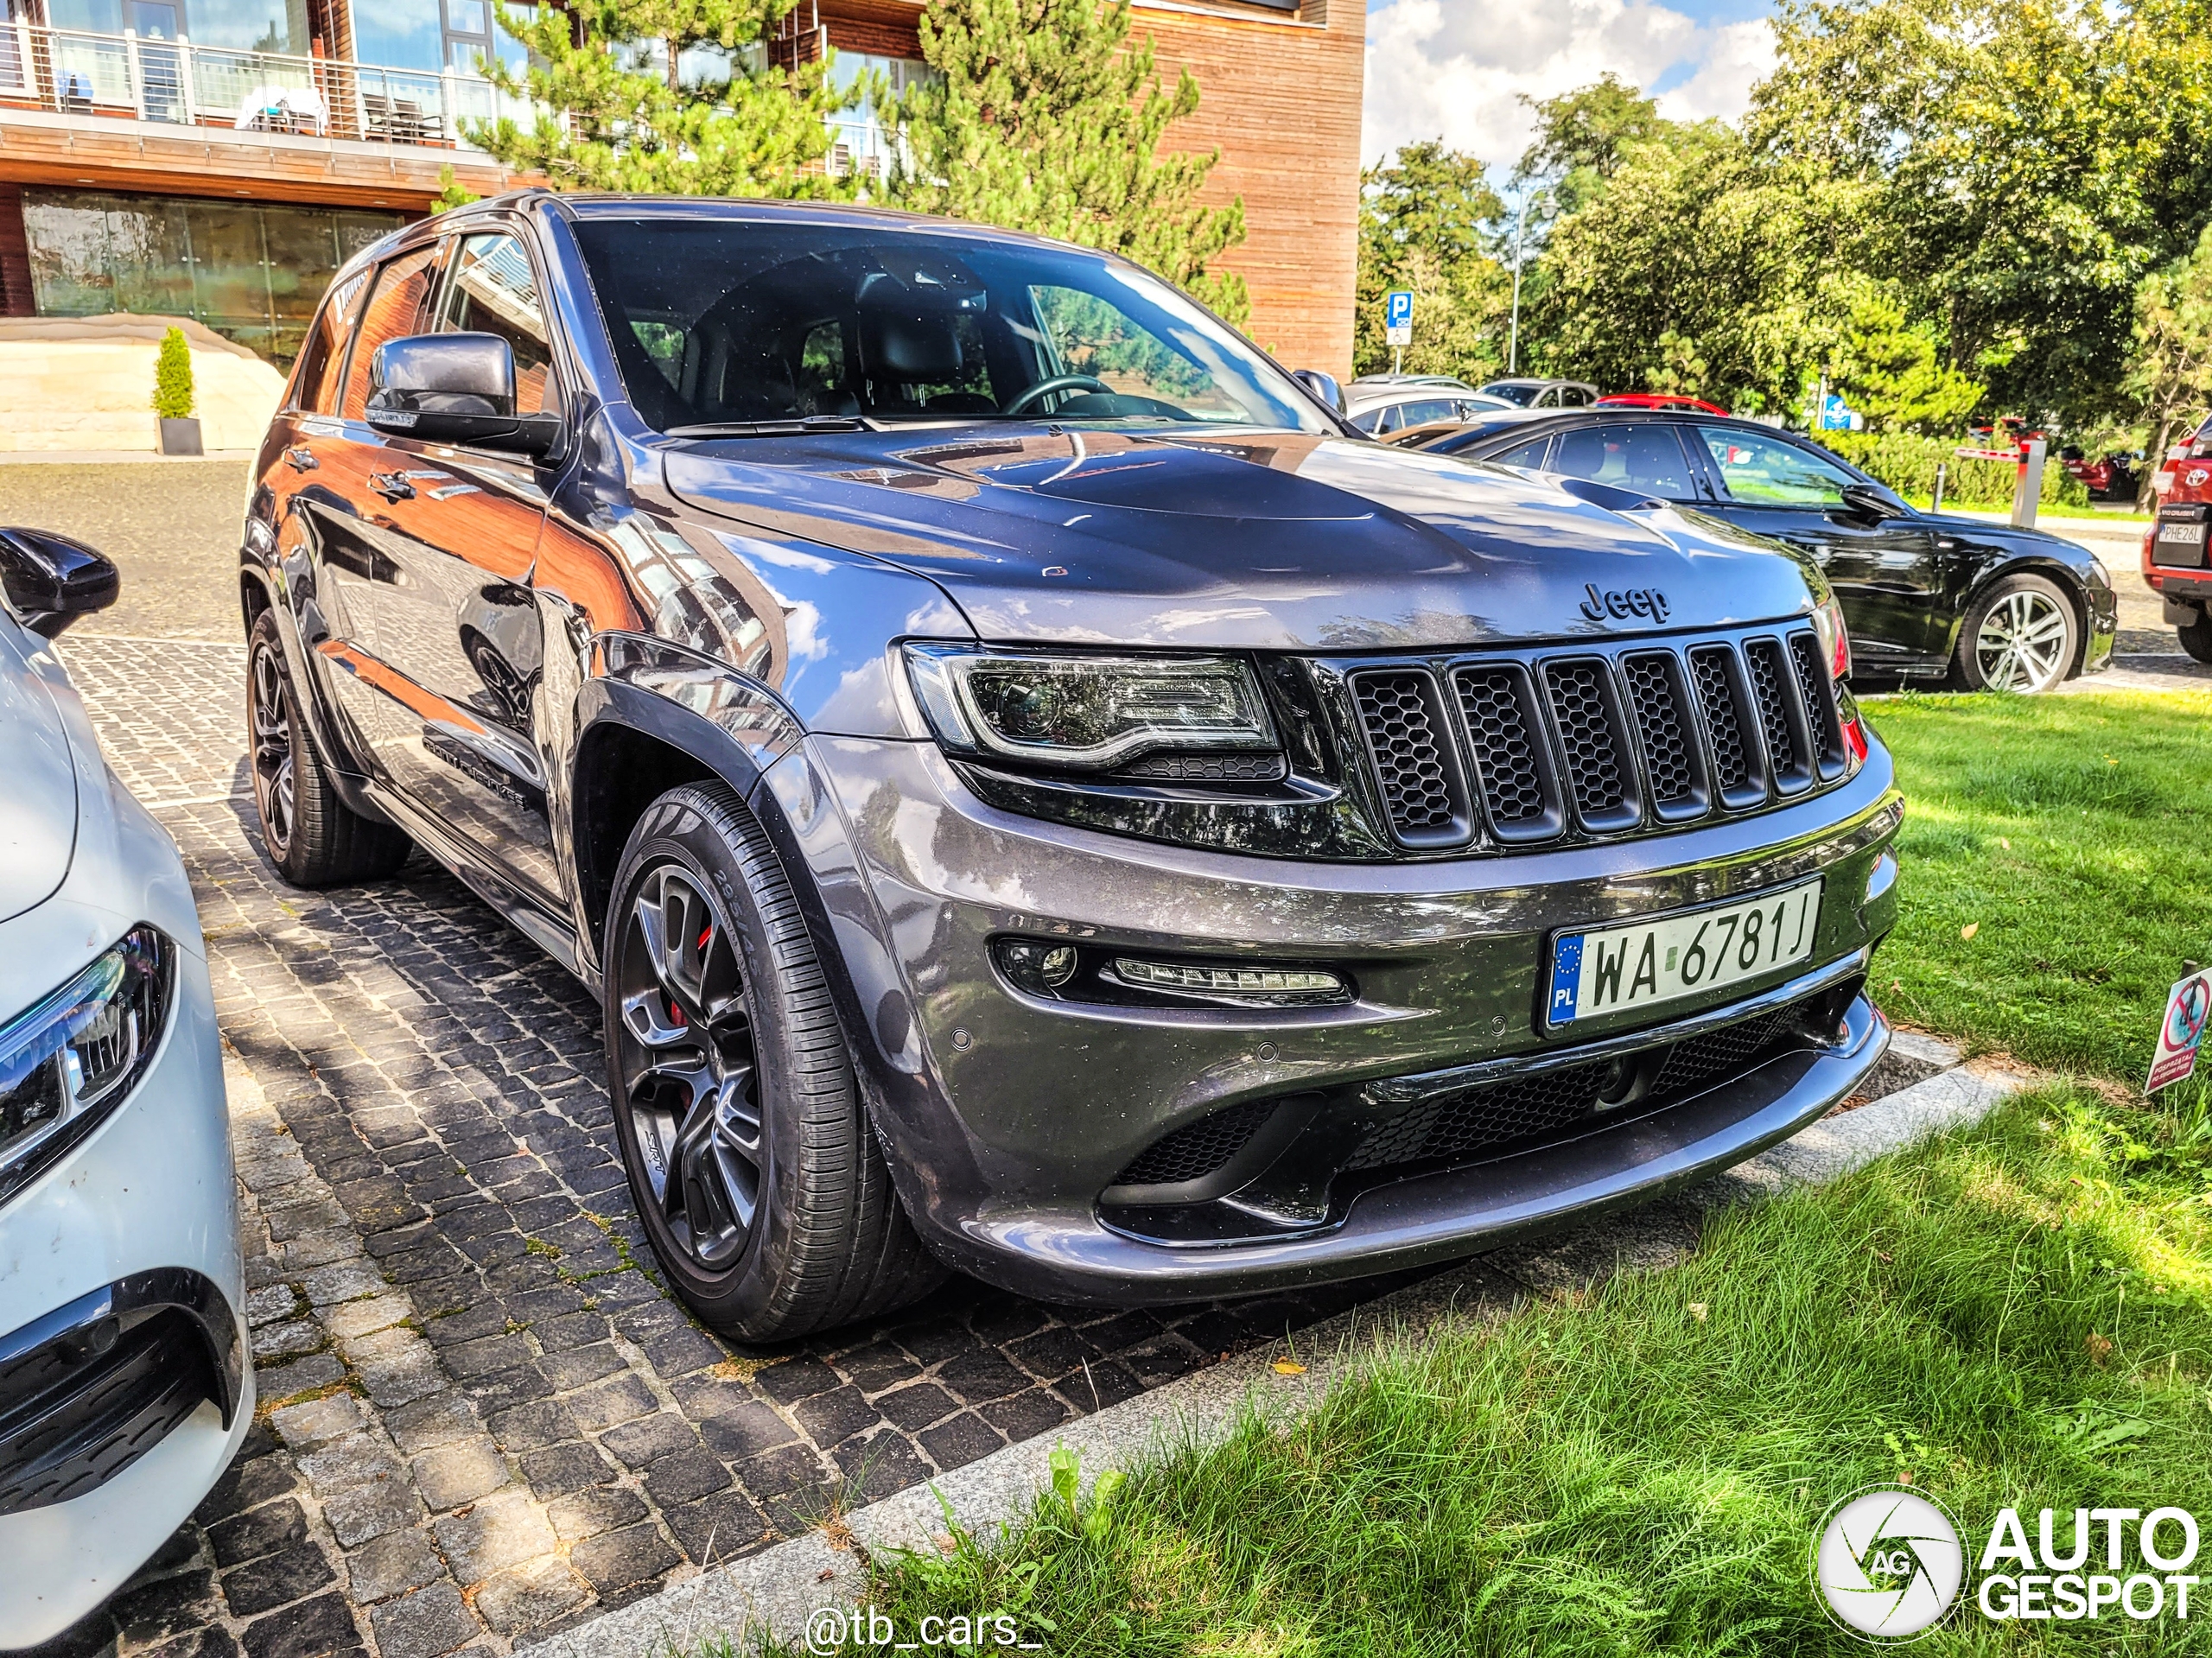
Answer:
[
  {"xmin": 0, "ymin": 527, "xmax": 119, "ymax": 638},
  {"xmin": 367, "ymin": 334, "xmax": 560, "ymax": 456},
  {"xmin": 1290, "ymin": 368, "xmax": 1346, "ymax": 415},
  {"xmin": 1838, "ymin": 481, "xmax": 1908, "ymax": 521}
]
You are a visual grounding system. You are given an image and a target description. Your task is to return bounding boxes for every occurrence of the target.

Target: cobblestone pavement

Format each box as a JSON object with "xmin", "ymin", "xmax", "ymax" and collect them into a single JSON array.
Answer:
[{"xmin": 29, "ymin": 634, "xmax": 1452, "ymax": 1658}]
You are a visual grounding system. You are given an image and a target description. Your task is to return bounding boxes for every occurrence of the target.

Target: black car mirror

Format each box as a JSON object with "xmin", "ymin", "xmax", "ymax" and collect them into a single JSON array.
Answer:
[
  {"xmin": 366, "ymin": 334, "xmax": 561, "ymax": 457},
  {"xmin": 1838, "ymin": 482, "xmax": 1908, "ymax": 521},
  {"xmin": 1290, "ymin": 369, "xmax": 1346, "ymax": 415},
  {"xmin": 0, "ymin": 527, "xmax": 120, "ymax": 638}
]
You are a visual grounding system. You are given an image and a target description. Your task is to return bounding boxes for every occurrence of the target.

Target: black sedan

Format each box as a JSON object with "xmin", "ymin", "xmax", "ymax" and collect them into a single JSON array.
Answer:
[{"xmin": 1395, "ymin": 410, "xmax": 2118, "ymax": 692}]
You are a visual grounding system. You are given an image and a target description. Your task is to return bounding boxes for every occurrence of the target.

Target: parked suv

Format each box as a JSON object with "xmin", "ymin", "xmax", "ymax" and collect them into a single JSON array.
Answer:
[
  {"xmin": 240, "ymin": 193, "xmax": 1900, "ymax": 1340},
  {"xmin": 2145, "ymin": 413, "xmax": 2212, "ymax": 662}
]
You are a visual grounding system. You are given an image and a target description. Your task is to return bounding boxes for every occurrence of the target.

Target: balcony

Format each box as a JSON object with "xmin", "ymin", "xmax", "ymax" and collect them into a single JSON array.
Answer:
[{"xmin": 0, "ymin": 22, "xmax": 540, "ymax": 149}]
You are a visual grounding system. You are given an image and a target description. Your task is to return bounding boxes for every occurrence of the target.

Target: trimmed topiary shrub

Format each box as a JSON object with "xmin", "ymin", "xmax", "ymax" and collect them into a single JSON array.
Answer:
[{"xmin": 152, "ymin": 326, "xmax": 195, "ymax": 421}]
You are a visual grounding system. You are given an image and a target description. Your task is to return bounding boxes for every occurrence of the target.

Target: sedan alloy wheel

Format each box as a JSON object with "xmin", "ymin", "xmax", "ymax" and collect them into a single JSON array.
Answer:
[{"xmin": 1972, "ymin": 586, "xmax": 2073, "ymax": 692}]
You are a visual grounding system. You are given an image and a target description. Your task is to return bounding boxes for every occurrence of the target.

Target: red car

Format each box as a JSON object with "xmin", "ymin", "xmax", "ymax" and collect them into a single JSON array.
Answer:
[
  {"xmin": 2143, "ymin": 412, "xmax": 2212, "ymax": 662},
  {"xmin": 1595, "ymin": 392, "xmax": 1730, "ymax": 415}
]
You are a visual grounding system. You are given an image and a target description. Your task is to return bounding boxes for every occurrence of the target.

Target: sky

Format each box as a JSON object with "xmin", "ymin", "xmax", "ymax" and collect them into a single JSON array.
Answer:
[{"xmin": 1361, "ymin": 0, "xmax": 1780, "ymax": 176}]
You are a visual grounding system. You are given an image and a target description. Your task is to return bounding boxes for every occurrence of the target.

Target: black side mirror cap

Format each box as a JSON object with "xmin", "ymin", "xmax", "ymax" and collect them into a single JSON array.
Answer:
[
  {"xmin": 366, "ymin": 333, "xmax": 562, "ymax": 457},
  {"xmin": 0, "ymin": 527, "xmax": 119, "ymax": 638},
  {"xmin": 1290, "ymin": 368, "xmax": 1346, "ymax": 415},
  {"xmin": 1839, "ymin": 481, "xmax": 1908, "ymax": 521}
]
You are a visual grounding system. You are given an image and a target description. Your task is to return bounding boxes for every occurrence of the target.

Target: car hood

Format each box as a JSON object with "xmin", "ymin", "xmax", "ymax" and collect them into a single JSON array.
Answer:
[
  {"xmin": 661, "ymin": 428, "xmax": 1822, "ymax": 651},
  {"xmin": 0, "ymin": 626, "xmax": 79, "ymax": 924}
]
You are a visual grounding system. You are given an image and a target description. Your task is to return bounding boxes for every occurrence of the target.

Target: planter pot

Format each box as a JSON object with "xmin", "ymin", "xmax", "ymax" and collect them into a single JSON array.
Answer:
[{"xmin": 158, "ymin": 416, "xmax": 203, "ymax": 456}]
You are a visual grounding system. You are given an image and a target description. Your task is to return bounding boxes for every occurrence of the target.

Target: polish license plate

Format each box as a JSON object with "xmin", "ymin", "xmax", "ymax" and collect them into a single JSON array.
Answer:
[
  {"xmin": 1548, "ymin": 878, "xmax": 1823, "ymax": 1026},
  {"xmin": 2159, "ymin": 522, "xmax": 2206, "ymax": 544}
]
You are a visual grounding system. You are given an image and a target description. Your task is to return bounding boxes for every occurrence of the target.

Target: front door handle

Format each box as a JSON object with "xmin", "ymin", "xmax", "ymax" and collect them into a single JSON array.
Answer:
[
  {"xmin": 368, "ymin": 470, "xmax": 416, "ymax": 502},
  {"xmin": 284, "ymin": 446, "xmax": 317, "ymax": 473}
]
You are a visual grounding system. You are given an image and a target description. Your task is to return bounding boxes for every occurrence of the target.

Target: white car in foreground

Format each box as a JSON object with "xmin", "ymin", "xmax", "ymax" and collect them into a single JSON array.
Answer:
[{"xmin": 0, "ymin": 527, "xmax": 248, "ymax": 1647}]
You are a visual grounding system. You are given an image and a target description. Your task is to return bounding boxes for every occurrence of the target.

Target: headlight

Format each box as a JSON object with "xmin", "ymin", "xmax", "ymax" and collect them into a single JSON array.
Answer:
[
  {"xmin": 1811, "ymin": 594, "xmax": 1851, "ymax": 681},
  {"xmin": 1, "ymin": 926, "xmax": 173, "ymax": 1204},
  {"xmin": 905, "ymin": 645, "xmax": 1278, "ymax": 771},
  {"xmin": 2088, "ymin": 555, "xmax": 2113, "ymax": 588}
]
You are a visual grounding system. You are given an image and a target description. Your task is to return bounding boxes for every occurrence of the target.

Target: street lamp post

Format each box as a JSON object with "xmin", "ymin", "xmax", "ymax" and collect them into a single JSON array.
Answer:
[{"xmin": 1508, "ymin": 187, "xmax": 1546, "ymax": 377}]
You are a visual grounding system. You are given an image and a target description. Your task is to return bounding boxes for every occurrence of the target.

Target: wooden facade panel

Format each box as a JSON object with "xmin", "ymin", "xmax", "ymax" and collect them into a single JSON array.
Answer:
[{"xmin": 0, "ymin": 110, "xmax": 529, "ymax": 209}]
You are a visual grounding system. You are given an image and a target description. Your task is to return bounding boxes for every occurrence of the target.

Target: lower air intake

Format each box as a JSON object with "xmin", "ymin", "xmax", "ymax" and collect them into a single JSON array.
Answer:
[{"xmin": 1112, "ymin": 1099, "xmax": 1276, "ymax": 1188}]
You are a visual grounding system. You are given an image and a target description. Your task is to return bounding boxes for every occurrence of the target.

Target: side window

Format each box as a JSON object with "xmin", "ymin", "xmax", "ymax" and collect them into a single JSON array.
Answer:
[
  {"xmin": 341, "ymin": 245, "xmax": 442, "ymax": 421},
  {"xmin": 1376, "ymin": 403, "xmax": 1404, "ymax": 435},
  {"xmin": 435, "ymin": 232, "xmax": 556, "ymax": 415},
  {"xmin": 1351, "ymin": 407, "xmax": 1382, "ymax": 434},
  {"xmin": 1398, "ymin": 397, "xmax": 1455, "ymax": 428},
  {"xmin": 1489, "ymin": 435, "xmax": 1552, "ymax": 469},
  {"xmin": 1551, "ymin": 422, "xmax": 1698, "ymax": 497},
  {"xmin": 1698, "ymin": 427, "xmax": 1855, "ymax": 505},
  {"xmin": 794, "ymin": 321, "xmax": 854, "ymax": 415},
  {"xmin": 1561, "ymin": 387, "xmax": 1592, "ymax": 407},
  {"xmin": 293, "ymin": 270, "xmax": 367, "ymax": 415}
]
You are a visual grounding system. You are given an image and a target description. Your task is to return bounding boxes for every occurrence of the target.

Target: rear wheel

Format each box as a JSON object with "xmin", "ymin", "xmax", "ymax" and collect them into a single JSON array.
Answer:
[
  {"xmin": 604, "ymin": 781, "xmax": 944, "ymax": 1340},
  {"xmin": 2179, "ymin": 607, "xmax": 2212, "ymax": 664},
  {"xmin": 1952, "ymin": 573, "xmax": 2076, "ymax": 693},
  {"xmin": 246, "ymin": 610, "xmax": 410, "ymax": 885}
]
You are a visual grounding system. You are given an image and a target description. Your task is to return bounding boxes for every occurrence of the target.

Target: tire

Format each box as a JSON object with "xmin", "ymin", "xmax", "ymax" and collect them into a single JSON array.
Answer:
[
  {"xmin": 2180, "ymin": 607, "xmax": 2212, "ymax": 665},
  {"xmin": 246, "ymin": 610, "xmax": 411, "ymax": 886},
  {"xmin": 602, "ymin": 781, "xmax": 944, "ymax": 1341},
  {"xmin": 1951, "ymin": 572, "xmax": 2078, "ymax": 693}
]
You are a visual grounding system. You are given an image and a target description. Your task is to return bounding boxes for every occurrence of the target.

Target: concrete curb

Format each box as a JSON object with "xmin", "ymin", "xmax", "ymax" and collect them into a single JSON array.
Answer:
[{"xmin": 527, "ymin": 1056, "xmax": 2028, "ymax": 1657}]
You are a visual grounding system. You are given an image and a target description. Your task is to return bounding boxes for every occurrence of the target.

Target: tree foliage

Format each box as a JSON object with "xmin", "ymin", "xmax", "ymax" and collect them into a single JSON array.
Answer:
[
  {"xmin": 470, "ymin": 0, "xmax": 856, "ymax": 195},
  {"xmin": 887, "ymin": 0, "xmax": 1249, "ymax": 325},
  {"xmin": 2126, "ymin": 224, "xmax": 2212, "ymax": 480},
  {"xmin": 1352, "ymin": 141, "xmax": 1508, "ymax": 379}
]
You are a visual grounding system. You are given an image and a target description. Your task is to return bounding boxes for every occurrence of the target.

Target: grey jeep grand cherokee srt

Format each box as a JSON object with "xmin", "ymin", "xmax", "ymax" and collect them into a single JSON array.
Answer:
[{"xmin": 239, "ymin": 192, "xmax": 1900, "ymax": 1339}]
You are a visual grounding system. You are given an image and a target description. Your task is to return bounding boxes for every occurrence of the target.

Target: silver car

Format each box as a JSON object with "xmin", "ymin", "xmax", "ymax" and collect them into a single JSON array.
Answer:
[{"xmin": 0, "ymin": 528, "xmax": 249, "ymax": 1648}]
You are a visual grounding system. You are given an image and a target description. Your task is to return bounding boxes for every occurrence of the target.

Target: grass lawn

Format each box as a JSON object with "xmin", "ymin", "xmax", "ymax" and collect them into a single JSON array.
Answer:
[{"xmin": 798, "ymin": 689, "xmax": 2212, "ymax": 1653}]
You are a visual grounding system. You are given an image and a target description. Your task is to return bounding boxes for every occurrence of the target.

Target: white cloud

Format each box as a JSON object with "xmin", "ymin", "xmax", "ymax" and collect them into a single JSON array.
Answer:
[{"xmin": 1362, "ymin": 0, "xmax": 1777, "ymax": 173}]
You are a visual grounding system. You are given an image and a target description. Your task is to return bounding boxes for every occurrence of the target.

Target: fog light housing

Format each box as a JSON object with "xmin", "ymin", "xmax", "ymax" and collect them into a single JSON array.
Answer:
[
  {"xmin": 1108, "ymin": 958, "xmax": 1348, "ymax": 1005},
  {"xmin": 993, "ymin": 939, "xmax": 1082, "ymax": 997}
]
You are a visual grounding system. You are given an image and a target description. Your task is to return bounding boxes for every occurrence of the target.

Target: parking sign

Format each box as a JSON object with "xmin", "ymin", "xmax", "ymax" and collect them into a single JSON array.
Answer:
[{"xmin": 1385, "ymin": 289, "xmax": 1414, "ymax": 346}]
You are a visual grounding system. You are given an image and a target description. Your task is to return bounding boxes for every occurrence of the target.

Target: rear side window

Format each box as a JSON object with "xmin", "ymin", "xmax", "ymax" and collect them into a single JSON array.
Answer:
[
  {"xmin": 293, "ymin": 270, "xmax": 367, "ymax": 415},
  {"xmin": 1488, "ymin": 435, "xmax": 1551, "ymax": 469},
  {"xmin": 434, "ymin": 232, "xmax": 556, "ymax": 415},
  {"xmin": 341, "ymin": 245, "xmax": 442, "ymax": 420},
  {"xmin": 1552, "ymin": 422, "xmax": 1697, "ymax": 498},
  {"xmin": 1395, "ymin": 397, "xmax": 1456, "ymax": 428}
]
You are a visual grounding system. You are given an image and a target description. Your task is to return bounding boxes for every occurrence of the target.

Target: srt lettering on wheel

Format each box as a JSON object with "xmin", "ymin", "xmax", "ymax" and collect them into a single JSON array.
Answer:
[{"xmin": 238, "ymin": 192, "xmax": 1904, "ymax": 1340}]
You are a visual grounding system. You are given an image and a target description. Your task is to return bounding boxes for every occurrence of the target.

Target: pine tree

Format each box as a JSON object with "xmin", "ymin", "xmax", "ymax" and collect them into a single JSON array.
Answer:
[
  {"xmin": 887, "ymin": 0, "xmax": 1249, "ymax": 326},
  {"xmin": 470, "ymin": 0, "xmax": 860, "ymax": 196}
]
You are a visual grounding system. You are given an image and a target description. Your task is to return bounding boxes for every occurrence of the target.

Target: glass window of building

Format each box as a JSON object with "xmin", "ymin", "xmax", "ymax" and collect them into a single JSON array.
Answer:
[{"xmin": 21, "ymin": 189, "xmax": 403, "ymax": 364}]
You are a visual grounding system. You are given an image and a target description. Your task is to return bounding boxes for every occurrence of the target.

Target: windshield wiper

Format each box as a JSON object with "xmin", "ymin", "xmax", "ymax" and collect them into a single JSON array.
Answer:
[{"xmin": 663, "ymin": 416, "xmax": 873, "ymax": 437}]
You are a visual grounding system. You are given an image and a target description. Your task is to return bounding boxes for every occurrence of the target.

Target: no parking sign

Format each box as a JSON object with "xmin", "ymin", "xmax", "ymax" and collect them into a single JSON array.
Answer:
[{"xmin": 2148, "ymin": 968, "xmax": 2212, "ymax": 1093}]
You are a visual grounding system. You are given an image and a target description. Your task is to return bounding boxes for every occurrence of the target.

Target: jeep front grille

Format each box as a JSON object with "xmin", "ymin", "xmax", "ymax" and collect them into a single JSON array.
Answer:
[{"xmin": 1345, "ymin": 626, "xmax": 1847, "ymax": 850}]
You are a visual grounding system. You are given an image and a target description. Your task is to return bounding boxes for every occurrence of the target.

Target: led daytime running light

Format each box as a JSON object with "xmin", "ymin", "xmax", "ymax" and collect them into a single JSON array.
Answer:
[{"xmin": 1110, "ymin": 959, "xmax": 1345, "ymax": 998}]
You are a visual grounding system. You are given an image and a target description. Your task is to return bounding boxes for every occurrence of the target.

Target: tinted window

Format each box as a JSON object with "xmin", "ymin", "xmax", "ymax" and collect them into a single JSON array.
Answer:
[
  {"xmin": 294, "ymin": 269, "xmax": 367, "ymax": 414},
  {"xmin": 341, "ymin": 245, "xmax": 441, "ymax": 420},
  {"xmin": 1479, "ymin": 381, "xmax": 1540, "ymax": 406},
  {"xmin": 1350, "ymin": 407, "xmax": 1383, "ymax": 434},
  {"xmin": 570, "ymin": 219, "xmax": 1331, "ymax": 434},
  {"xmin": 1551, "ymin": 422, "xmax": 1696, "ymax": 497},
  {"xmin": 435, "ymin": 232, "xmax": 556, "ymax": 415},
  {"xmin": 1488, "ymin": 435, "xmax": 1552, "ymax": 469},
  {"xmin": 1699, "ymin": 427, "xmax": 1855, "ymax": 505},
  {"xmin": 1558, "ymin": 386, "xmax": 1593, "ymax": 407}
]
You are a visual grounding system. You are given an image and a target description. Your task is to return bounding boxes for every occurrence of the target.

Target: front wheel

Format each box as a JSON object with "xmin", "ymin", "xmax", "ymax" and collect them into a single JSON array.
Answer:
[
  {"xmin": 603, "ymin": 782, "xmax": 944, "ymax": 1340},
  {"xmin": 1952, "ymin": 573, "xmax": 2077, "ymax": 693}
]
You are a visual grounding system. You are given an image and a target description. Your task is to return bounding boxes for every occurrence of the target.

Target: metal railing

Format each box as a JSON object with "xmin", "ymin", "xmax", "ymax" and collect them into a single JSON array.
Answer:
[{"xmin": 0, "ymin": 22, "xmax": 540, "ymax": 149}]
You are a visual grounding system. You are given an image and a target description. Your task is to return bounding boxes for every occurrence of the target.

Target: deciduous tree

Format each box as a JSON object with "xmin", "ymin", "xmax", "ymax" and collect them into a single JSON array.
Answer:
[{"xmin": 1352, "ymin": 140, "xmax": 1508, "ymax": 379}]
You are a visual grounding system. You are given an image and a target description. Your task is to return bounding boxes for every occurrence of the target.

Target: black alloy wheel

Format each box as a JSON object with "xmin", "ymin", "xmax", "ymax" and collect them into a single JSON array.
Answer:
[
  {"xmin": 245, "ymin": 610, "xmax": 410, "ymax": 886},
  {"xmin": 249, "ymin": 636, "xmax": 297, "ymax": 861},
  {"xmin": 601, "ymin": 782, "xmax": 944, "ymax": 1339},
  {"xmin": 613, "ymin": 863, "xmax": 764, "ymax": 1269}
]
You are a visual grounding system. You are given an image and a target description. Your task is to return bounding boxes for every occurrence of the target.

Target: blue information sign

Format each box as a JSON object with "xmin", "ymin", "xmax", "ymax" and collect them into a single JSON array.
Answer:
[{"xmin": 1384, "ymin": 290, "xmax": 1414, "ymax": 329}]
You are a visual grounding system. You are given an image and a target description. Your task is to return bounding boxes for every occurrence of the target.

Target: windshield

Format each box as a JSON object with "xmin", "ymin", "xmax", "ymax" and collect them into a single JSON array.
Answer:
[
  {"xmin": 1479, "ymin": 381, "xmax": 1540, "ymax": 406},
  {"xmin": 568, "ymin": 217, "xmax": 1332, "ymax": 435}
]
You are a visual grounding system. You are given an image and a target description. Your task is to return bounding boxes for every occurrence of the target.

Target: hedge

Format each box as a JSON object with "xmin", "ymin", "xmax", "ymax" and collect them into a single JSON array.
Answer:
[{"xmin": 1812, "ymin": 430, "xmax": 2089, "ymax": 509}]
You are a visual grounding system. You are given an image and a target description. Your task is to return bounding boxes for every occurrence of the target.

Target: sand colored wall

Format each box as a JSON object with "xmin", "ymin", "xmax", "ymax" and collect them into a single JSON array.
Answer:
[{"xmin": 0, "ymin": 314, "xmax": 287, "ymax": 451}]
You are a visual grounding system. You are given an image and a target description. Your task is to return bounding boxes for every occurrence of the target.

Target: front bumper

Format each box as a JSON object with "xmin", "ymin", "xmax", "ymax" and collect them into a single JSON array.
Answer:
[
  {"xmin": 2084, "ymin": 577, "xmax": 2119, "ymax": 671},
  {"xmin": 780, "ymin": 726, "xmax": 1904, "ymax": 1305},
  {"xmin": 0, "ymin": 945, "xmax": 251, "ymax": 1650}
]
